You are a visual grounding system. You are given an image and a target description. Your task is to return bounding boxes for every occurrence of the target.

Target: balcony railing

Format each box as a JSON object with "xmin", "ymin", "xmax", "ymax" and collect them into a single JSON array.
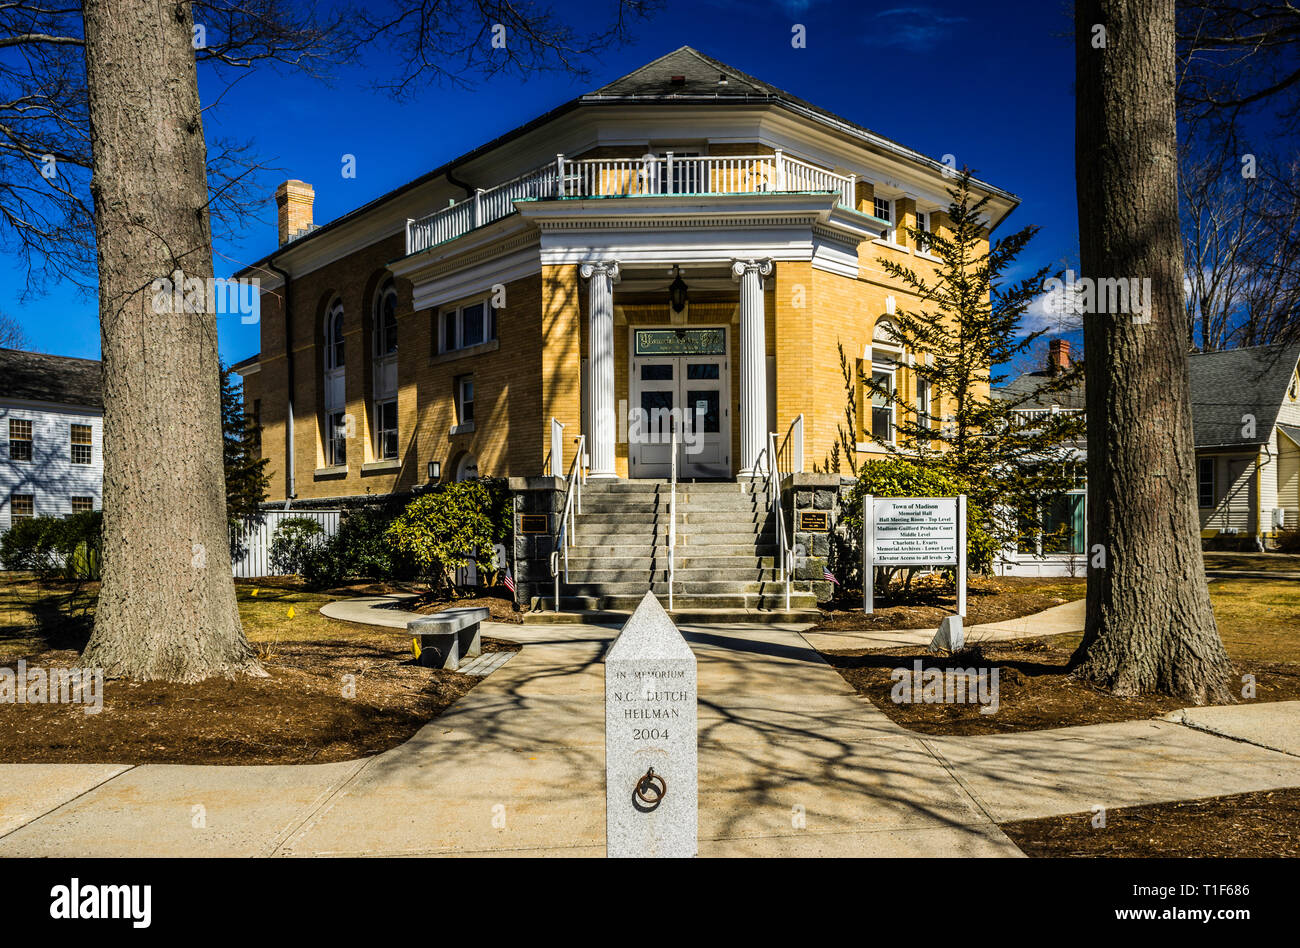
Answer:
[
  {"xmin": 1011, "ymin": 408, "xmax": 1084, "ymax": 424},
  {"xmin": 405, "ymin": 150, "xmax": 858, "ymax": 255}
]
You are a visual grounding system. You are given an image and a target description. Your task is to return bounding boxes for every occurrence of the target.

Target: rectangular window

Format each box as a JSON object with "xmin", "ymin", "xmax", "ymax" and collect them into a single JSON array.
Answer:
[
  {"xmin": 1019, "ymin": 494, "xmax": 1087, "ymax": 555},
  {"xmin": 915, "ymin": 211, "xmax": 930, "ymax": 252},
  {"xmin": 9, "ymin": 419, "xmax": 32, "ymax": 461},
  {"xmin": 1198, "ymin": 457, "xmax": 1216, "ymax": 508},
  {"xmin": 461, "ymin": 302, "xmax": 485, "ymax": 348},
  {"xmin": 456, "ymin": 376, "xmax": 475, "ymax": 426},
  {"xmin": 917, "ymin": 378, "xmax": 932, "ymax": 430},
  {"xmin": 328, "ymin": 410, "xmax": 347, "ymax": 466},
  {"xmin": 871, "ymin": 368, "xmax": 894, "ymax": 443},
  {"xmin": 376, "ymin": 399, "xmax": 397, "ymax": 460},
  {"xmin": 10, "ymin": 493, "xmax": 34, "ymax": 520},
  {"xmin": 70, "ymin": 423, "xmax": 92, "ymax": 465},
  {"xmin": 438, "ymin": 298, "xmax": 497, "ymax": 354},
  {"xmin": 1042, "ymin": 494, "xmax": 1086, "ymax": 554},
  {"xmin": 70, "ymin": 496, "xmax": 94, "ymax": 513},
  {"xmin": 442, "ymin": 310, "xmax": 457, "ymax": 352},
  {"xmin": 873, "ymin": 197, "xmax": 894, "ymax": 243}
]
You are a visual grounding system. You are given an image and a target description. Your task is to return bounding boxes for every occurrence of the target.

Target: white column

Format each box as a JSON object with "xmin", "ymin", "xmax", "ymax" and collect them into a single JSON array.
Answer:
[
  {"xmin": 580, "ymin": 260, "xmax": 620, "ymax": 478},
  {"xmin": 733, "ymin": 258, "xmax": 773, "ymax": 476}
]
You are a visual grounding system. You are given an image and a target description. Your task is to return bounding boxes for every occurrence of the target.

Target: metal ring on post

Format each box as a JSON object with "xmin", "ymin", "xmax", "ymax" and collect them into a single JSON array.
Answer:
[{"xmin": 634, "ymin": 767, "xmax": 667, "ymax": 809}]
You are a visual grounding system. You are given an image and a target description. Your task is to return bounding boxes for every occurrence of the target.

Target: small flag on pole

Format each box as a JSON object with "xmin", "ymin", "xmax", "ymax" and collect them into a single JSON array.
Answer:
[
  {"xmin": 823, "ymin": 566, "xmax": 839, "ymax": 585},
  {"xmin": 503, "ymin": 565, "xmax": 516, "ymax": 594}
]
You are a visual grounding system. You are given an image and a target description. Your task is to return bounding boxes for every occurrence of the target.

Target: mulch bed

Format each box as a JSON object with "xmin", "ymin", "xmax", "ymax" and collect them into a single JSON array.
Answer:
[
  {"xmin": 819, "ymin": 634, "xmax": 1300, "ymax": 735},
  {"xmin": 405, "ymin": 589, "xmax": 523, "ymax": 624},
  {"xmin": 1002, "ymin": 787, "xmax": 1300, "ymax": 857},
  {"xmin": 0, "ymin": 633, "xmax": 521, "ymax": 765},
  {"xmin": 814, "ymin": 575, "xmax": 1085, "ymax": 631}
]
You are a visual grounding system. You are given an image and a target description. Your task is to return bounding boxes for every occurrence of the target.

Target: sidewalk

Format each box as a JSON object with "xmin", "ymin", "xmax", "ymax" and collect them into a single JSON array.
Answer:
[{"xmin": 1, "ymin": 608, "xmax": 1297, "ymax": 857}]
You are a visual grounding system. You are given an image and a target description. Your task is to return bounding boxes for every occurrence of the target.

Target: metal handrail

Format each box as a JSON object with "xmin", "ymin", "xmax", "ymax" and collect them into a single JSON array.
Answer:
[
  {"xmin": 762, "ymin": 414, "xmax": 805, "ymax": 612},
  {"xmin": 668, "ymin": 423, "xmax": 678, "ymax": 611},
  {"xmin": 549, "ymin": 432, "xmax": 586, "ymax": 611}
]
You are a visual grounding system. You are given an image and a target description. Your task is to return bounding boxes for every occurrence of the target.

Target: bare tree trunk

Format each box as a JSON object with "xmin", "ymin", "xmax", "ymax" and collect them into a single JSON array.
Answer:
[
  {"xmin": 80, "ymin": 0, "xmax": 262, "ymax": 681},
  {"xmin": 1072, "ymin": 0, "xmax": 1233, "ymax": 703}
]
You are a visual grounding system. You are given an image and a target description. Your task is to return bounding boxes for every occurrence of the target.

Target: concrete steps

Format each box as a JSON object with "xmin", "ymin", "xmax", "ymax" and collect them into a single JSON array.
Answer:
[{"xmin": 544, "ymin": 478, "xmax": 812, "ymax": 623}]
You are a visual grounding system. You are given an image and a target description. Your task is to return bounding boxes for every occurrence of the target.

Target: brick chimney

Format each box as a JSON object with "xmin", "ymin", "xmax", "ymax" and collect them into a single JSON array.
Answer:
[
  {"xmin": 276, "ymin": 180, "xmax": 314, "ymax": 245},
  {"xmin": 1048, "ymin": 338, "xmax": 1070, "ymax": 373}
]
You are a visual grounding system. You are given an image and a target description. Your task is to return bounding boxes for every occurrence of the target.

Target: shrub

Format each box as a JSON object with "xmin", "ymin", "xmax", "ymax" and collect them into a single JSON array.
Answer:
[
  {"xmin": 0, "ymin": 511, "xmax": 102, "ymax": 581},
  {"xmin": 268, "ymin": 517, "xmax": 325, "ymax": 576},
  {"xmin": 385, "ymin": 478, "xmax": 512, "ymax": 590},
  {"xmin": 834, "ymin": 457, "xmax": 999, "ymax": 587},
  {"xmin": 1273, "ymin": 528, "xmax": 1300, "ymax": 553}
]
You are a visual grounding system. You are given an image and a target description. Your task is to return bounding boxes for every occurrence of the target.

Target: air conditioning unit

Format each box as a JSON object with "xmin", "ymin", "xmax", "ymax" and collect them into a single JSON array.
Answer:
[{"xmin": 1273, "ymin": 508, "xmax": 1287, "ymax": 529}]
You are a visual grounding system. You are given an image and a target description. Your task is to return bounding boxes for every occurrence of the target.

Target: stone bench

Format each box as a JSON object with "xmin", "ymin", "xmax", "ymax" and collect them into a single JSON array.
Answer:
[{"xmin": 406, "ymin": 607, "xmax": 489, "ymax": 670}]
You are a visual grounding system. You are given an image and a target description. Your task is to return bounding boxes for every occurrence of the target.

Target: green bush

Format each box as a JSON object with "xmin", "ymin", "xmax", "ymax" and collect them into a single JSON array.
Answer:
[
  {"xmin": 268, "ymin": 517, "xmax": 325, "ymax": 576},
  {"xmin": 0, "ymin": 511, "xmax": 102, "ymax": 580},
  {"xmin": 294, "ymin": 507, "xmax": 420, "ymax": 589},
  {"xmin": 385, "ymin": 478, "xmax": 512, "ymax": 589},
  {"xmin": 834, "ymin": 457, "xmax": 999, "ymax": 585}
]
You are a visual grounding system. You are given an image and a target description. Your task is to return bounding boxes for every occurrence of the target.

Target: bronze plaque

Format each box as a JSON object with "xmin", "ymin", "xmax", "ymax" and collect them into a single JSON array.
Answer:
[
  {"xmin": 799, "ymin": 511, "xmax": 829, "ymax": 532},
  {"xmin": 519, "ymin": 514, "xmax": 549, "ymax": 534}
]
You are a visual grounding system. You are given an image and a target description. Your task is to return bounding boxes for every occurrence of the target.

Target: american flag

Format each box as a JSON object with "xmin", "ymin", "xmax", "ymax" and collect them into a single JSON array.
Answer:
[
  {"xmin": 503, "ymin": 565, "xmax": 516, "ymax": 594},
  {"xmin": 823, "ymin": 566, "xmax": 839, "ymax": 585}
]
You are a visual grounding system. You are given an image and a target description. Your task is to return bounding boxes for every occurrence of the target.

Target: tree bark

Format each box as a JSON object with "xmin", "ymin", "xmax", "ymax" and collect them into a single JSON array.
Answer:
[
  {"xmin": 79, "ymin": 0, "xmax": 262, "ymax": 681},
  {"xmin": 1072, "ymin": 0, "xmax": 1233, "ymax": 703}
]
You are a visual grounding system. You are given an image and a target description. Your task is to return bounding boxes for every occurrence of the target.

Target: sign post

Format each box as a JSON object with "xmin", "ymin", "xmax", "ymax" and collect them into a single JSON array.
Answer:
[{"xmin": 863, "ymin": 494, "xmax": 966, "ymax": 618}]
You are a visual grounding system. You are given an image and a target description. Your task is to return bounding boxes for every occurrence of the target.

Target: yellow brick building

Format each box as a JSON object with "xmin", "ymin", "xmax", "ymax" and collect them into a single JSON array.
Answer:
[{"xmin": 233, "ymin": 46, "xmax": 1018, "ymax": 503}]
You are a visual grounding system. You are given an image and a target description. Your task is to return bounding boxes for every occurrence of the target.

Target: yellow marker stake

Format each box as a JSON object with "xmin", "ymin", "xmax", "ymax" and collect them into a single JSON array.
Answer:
[
  {"xmin": 287, "ymin": 606, "xmax": 295, "ymax": 619},
  {"xmin": 251, "ymin": 588, "xmax": 259, "ymax": 597},
  {"xmin": 411, "ymin": 637, "xmax": 422, "ymax": 659}
]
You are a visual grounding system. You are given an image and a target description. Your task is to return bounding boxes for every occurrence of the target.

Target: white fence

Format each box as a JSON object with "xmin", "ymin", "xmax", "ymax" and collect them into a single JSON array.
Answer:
[{"xmin": 230, "ymin": 508, "xmax": 342, "ymax": 579}]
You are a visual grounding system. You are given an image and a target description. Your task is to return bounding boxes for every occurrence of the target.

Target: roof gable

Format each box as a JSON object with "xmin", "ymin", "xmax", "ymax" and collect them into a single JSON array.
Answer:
[
  {"xmin": 590, "ymin": 46, "xmax": 778, "ymax": 98},
  {"xmin": 1189, "ymin": 342, "xmax": 1300, "ymax": 447},
  {"xmin": 0, "ymin": 347, "xmax": 103, "ymax": 409}
]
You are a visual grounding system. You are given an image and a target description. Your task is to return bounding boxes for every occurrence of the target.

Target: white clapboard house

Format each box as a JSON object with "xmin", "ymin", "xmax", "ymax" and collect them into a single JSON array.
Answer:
[
  {"xmin": 994, "ymin": 339, "xmax": 1300, "ymax": 575},
  {"xmin": 0, "ymin": 348, "xmax": 103, "ymax": 532}
]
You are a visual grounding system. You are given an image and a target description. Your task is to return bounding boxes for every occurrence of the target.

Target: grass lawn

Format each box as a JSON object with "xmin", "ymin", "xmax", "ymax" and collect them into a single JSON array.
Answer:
[{"xmin": 0, "ymin": 576, "xmax": 519, "ymax": 765}]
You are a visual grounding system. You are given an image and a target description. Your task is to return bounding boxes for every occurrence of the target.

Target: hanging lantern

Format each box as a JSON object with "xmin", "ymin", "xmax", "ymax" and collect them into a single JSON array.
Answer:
[{"xmin": 668, "ymin": 265, "xmax": 689, "ymax": 314}]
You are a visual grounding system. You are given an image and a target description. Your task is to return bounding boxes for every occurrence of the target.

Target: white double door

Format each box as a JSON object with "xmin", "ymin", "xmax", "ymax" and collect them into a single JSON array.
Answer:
[{"xmin": 629, "ymin": 350, "xmax": 730, "ymax": 479}]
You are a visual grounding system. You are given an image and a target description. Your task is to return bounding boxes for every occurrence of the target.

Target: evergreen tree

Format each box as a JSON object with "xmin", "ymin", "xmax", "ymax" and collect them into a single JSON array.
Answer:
[
  {"xmin": 222, "ymin": 365, "xmax": 270, "ymax": 537},
  {"xmin": 866, "ymin": 171, "xmax": 1086, "ymax": 553}
]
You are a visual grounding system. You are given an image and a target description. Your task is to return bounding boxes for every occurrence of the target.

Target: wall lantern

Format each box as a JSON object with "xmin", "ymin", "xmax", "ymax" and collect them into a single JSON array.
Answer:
[
  {"xmin": 427, "ymin": 460, "xmax": 441, "ymax": 481},
  {"xmin": 668, "ymin": 265, "xmax": 689, "ymax": 313}
]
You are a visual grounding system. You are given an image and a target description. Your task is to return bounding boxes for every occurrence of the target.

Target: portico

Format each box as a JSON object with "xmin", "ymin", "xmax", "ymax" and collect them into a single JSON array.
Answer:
[{"xmin": 526, "ymin": 189, "xmax": 882, "ymax": 481}]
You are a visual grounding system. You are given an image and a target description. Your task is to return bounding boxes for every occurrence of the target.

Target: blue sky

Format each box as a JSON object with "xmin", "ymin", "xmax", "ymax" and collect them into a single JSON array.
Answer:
[{"xmin": 1, "ymin": 0, "xmax": 1082, "ymax": 365}]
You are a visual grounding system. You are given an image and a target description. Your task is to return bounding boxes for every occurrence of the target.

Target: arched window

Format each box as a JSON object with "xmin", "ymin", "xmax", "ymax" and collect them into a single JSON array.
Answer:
[
  {"xmin": 323, "ymin": 299, "xmax": 347, "ymax": 466},
  {"xmin": 374, "ymin": 281, "xmax": 398, "ymax": 358},
  {"xmin": 372, "ymin": 280, "xmax": 399, "ymax": 460},
  {"xmin": 326, "ymin": 301, "xmax": 345, "ymax": 369}
]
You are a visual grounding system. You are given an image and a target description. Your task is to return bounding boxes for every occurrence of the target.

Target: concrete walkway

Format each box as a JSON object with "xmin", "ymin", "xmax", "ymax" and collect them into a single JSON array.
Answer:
[{"xmin": 1, "ymin": 605, "xmax": 1298, "ymax": 857}]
